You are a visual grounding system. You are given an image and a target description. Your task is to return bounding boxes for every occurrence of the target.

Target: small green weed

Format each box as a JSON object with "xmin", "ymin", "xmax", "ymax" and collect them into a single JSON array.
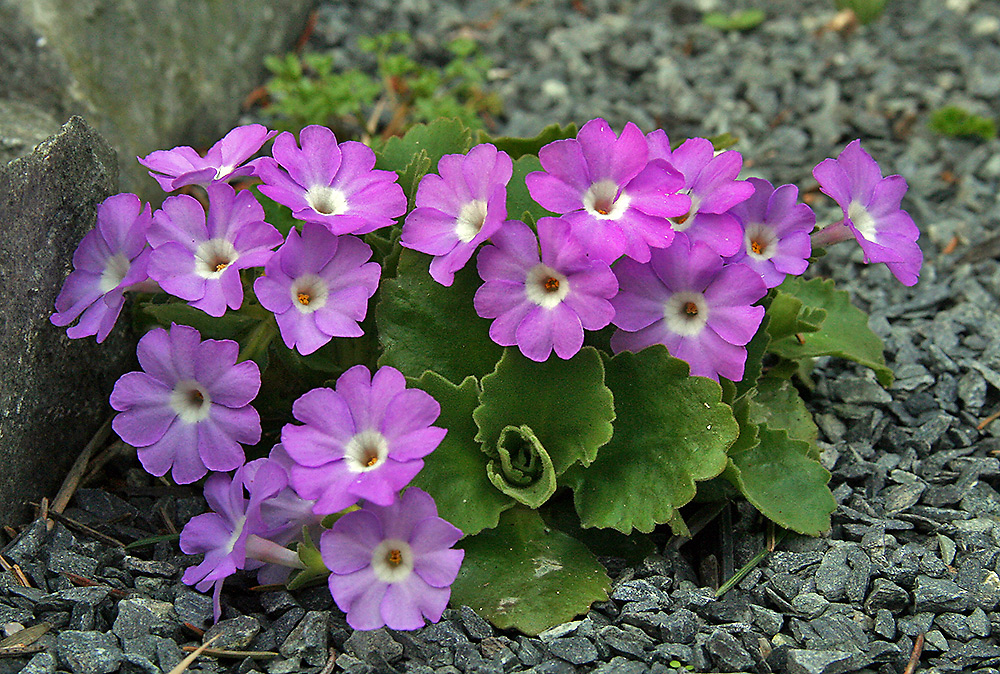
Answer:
[
  {"xmin": 262, "ymin": 31, "xmax": 501, "ymax": 142},
  {"xmin": 834, "ymin": 0, "xmax": 889, "ymax": 25},
  {"xmin": 702, "ymin": 9, "xmax": 766, "ymax": 31},
  {"xmin": 928, "ymin": 105, "xmax": 997, "ymax": 141}
]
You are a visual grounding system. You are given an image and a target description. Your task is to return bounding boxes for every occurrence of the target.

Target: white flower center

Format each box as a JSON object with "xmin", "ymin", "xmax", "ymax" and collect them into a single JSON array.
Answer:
[
  {"xmin": 583, "ymin": 180, "xmax": 631, "ymax": 220},
  {"xmin": 344, "ymin": 429, "xmax": 390, "ymax": 473},
  {"xmin": 847, "ymin": 200, "xmax": 877, "ymax": 242},
  {"xmin": 225, "ymin": 516, "xmax": 246, "ymax": 555},
  {"xmin": 371, "ymin": 539, "xmax": 414, "ymax": 583},
  {"xmin": 670, "ymin": 192, "xmax": 701, "ymax": 232},
  {"xmin": 170, "ymin": 380, "xmax": 212, "ymax": 423},
  {"xmin": 664, "ymin": 291, "xmax": 709, "ymax": 337},
  {"xmin": 454, "ymin": 199, "xmax": 488, "ymax": 243},
  {"xmin": 524, "ymin": 264, "xmax": 570, "ymax": 309},
  {"xmin": 99, "ymin": 253, "xmax": 131, "ymax": 293},
  {"xmin": 194, "ymin": 238, "xmax": 239, "ymax": 279},
  {"xmin": 305, "ymin": 185, "xmax": 348, "ymax": 216},
  {"xmin": 744, "ymin": 223, "xmax": 779, "ymax": 261},
  {"xmin": 289, "ymin": 273, "xmax": 330, "ymax": 314},
  {"xmin": 214, "ymin": 164, "xmax": 235, "ymax": 180}
]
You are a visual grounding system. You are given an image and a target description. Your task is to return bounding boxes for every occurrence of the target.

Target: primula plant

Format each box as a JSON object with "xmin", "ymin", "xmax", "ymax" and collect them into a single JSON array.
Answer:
[{"xmin": 52, "ymin": 117, "xmax": 921, "ymax": 635}]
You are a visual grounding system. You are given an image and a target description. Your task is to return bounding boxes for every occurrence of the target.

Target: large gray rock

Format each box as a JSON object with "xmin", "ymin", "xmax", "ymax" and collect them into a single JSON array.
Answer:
[
  {"xmin": 0, "ymin": 116, "xmax": 134, "ymax": 528},
  {"xmin": 4, "ymin": 0, "xmax": 317, "ymax": 201}
]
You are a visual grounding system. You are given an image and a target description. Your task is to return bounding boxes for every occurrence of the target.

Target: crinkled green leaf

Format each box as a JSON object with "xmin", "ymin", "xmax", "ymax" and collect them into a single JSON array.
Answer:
[
  {"xmin": 733, "ymin": 313, "xmax": 771, "ymax": 400},
  {"xmin": 451, "ymin": 507, "xmax": 610, "ymax": 635},
  {"xmin": 375, "ymin": 118, "xmax": 474, "ymax": 175},
  {"xmin": 474, "ymin": 347, "xmax": 614, "ymax": 475},
  {"xmin": 767, "ymin": 276, "xmax": 893, "ymax": 387},
  {"xmin": 140, "ymin": 300, "xmax": 257, "ymax": 340},
  {"xmin": 726, "ymin": 423, "xmax": 835, "ymax": 536},
  {"xmin": 541, "ymin": 494, "xmax": 655, "ymax": 564},
  {"xmin": 751, "ymin": 377, "xmax": 820, "ymax": 459},
  {"xmin": 506, "ymin": 154, "xmax": 551, "ymax": 225},
  {"xmin": 566, "ymin": 346, "xmax": 737, "ymax": 534},
  {"xmin": 408, "ymin": 372, "xmax": 513, "ymax": 536},
  {"xmin": 765, "ymin": 286, "xmax": 826, "ymax": 343},
  {"xmin": 485, "ymin": 426, "xmax": 557, "ymax": 509},
  {"xmin": 376, "ymin": 248, "xmax": 502, "ymax": 383},
  {"xmin": 480, "ymin": 122, "xmax": 578, "ymax": 160},
  {"xmin": 834, "ymin": 0, "xmax": 887, "ymax": 24}
]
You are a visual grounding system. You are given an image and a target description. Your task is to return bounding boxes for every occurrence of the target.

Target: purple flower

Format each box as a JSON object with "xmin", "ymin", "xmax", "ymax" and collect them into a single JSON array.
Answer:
[
  {"xmin": 281, "ymin": 365, "xmax": 447, "ymax": 514},
  {"xmin": 646, "ymin": 130, "xmax": 753, "ymax": 257},
  {"xmin": 401, "ymin": 144, "xmax": 513, "ymax": 286},
  {"xmin": 321, "ymin": 487, "xmax": 464, "ymax": 631},
  {"xmin": 253, "ymin": 223, "xmax": 380, "ymax": 355},
  {"xmin": 256, "ymin": 125, "xmax": 406, "ymax": 235},
  {"xmin": 180, "ymin": 460, "xmax": 293, "ymax": 621},
  {"xmin": 51, "ymin": 193, "xmax": 153, "ymax": 343},
  {"xmin": 525, "ymin": 118, "xmax": 689, "ymax": 264},
  {"xmin": 138, "ymin": 124, "xmax": 277, "ymax": 192},
  {"xmin": 726, "ymin": 178, "xmax": 814, "ymax": 288},
  {"xmin": 610, "ymin": 237, "xmax": 766, "ymax": 381},
  {"xmin": 147, "ymin": 183, "xmax": 283, "ymax": 317},
  {"xmin": 812, "ymin": 140, "xmax": 922, "ymax": 286},
  {"xmin": 110, "ymin": 324, "xmax": 262, "ymax": 484},
  {"xmin": 474, "ymin": 217, "xmax": 618, "ymax": 362}
]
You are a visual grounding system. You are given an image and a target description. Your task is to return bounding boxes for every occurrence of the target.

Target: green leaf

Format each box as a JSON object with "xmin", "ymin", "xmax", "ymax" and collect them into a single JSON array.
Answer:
[
  {"xmin": 566, "ymin": 346, "xmax": 737, "ymax": 534},
  {"xmin": 541, "ymin": 493, "xmax": 655, "ymax": 564},
  {"xmin": 726, "ymin": 423, "xmax": 835, "ymax": 536},
  {"xmin": 702, "ymin": 9, "xmax": 766, "ymax": 31},
  {"xmin": 506, "ymin": 154, "xmax": 552, "ymax": 225},
  {"xmin": 734, "ymin": 313, "xmax": 770, "ymax": 400},
  {"xmin": 139, "ymin": 301, "xmax": 257, "ymax": 340},
  {"xmin": 287, "ymin": 527, "xmax": 330, "ymax": 590},
  {"xmin": 480, "ymin": 122, "xmax": 578, "ymax": 160},
  {"xmin": 375, "ymin": 118, "xmax": 474, "ymax": 175},
  {"xmin": 451, "ymin": 507, "xmax": 611, "ymax": 635},
  {"xmin": 485, "ymin": 426, "xmax": 558, "ymax": 508},
  {"xmin": 764, "ymin": 287, "xmax": 826, "ymax": 343},
  {"xmin": 408, "ymin": 372, "xmax": 513, "ymax": 536},
  {"xmin": 751, "ymin": 377, "xmax": 820, "ymax": 458},
  {"xmin": 474, "ymin": 347, "xmax": 615, "ymax": 476},
  {"xmin": 376, "ymin": 248, "xmax": 502, "ymax": 383},
  {"xmin": 707, "ymin": 132, "xmax": 740, "ymax": 151},
  {"xmin": 767, "ymin": 276, "xmax": 893, "ymax": 387},
  {"xmin": 834, "ymin": 0, "xmax": 888, "ymax": 24}
]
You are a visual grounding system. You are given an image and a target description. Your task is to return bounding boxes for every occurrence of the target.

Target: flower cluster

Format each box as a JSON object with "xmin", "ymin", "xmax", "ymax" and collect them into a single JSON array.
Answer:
[{"xmin": 51, "ymin": 117, "xmax": 922, "ymax": 635}]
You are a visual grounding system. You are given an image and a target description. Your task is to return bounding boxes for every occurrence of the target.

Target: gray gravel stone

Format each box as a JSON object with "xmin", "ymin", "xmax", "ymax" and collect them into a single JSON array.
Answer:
[
  {"xmin": 546, "ymin": 635, "xmax": 597, "ymax": 665},
  {"xmin": 202, "ymin": 615, "xmax": 261, "ymax": 650},
  {"xmin": 279, "ymin": 610, "xmax": 328, "ymax": 667},
  {"xmin": 56, "ymin": 630, "xmax": 122, "ymax": 674}
]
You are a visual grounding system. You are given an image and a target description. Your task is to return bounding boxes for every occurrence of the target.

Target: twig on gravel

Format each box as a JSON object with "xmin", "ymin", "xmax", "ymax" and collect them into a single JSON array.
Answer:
[
  {"xmin": 61, "ymin": 571, "xmax": 130, "ymax": 599},
  {"xmin": 716, "ymin": 529, "xmax": 788, "ymax": 598},
  {"xmin": 0, "ymin": 554, "xmax": 32, "ymax": 588},
  {"xmin": 179, "ymin": 646, "xmax": 280, "ymax": 659},
  {"xmin": 81, "ymin": 439, "xmax": 130, "ymax": 486},
  {"xmin": 319, "ymin": 647, "xmax": 339, "ymax": 674},
  {"xmin": 50, "ymin": 415, "xmax": 115, "ymax": 526},
  {"xmin": 977, "ymin": 408, "xmax": 1000, "ymax": 431},
  {"xmin": 168, "ymin": 634, "xmax": 222, "ymax": 674},
  {"xmin": 32, "ymin": 505, "xmax": 125, "ymax": 548},
  {"xmin": 903, "ymin": 633, "xmax": 925, "ymax": 674}
]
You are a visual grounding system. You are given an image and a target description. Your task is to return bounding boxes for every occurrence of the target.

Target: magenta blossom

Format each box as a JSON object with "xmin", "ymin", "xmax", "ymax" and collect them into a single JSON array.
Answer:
[
  {"xmin": 610, "ymin": 237, "xmax": 766, "ymax": 381},
  {"xmin": 147, "ymin": 183, "xmax": 283, "ymax": 317},
  {"xmin": 646, "ymin": 130, "xmax": 753, "ymax": 257},
  {"xmin": 180, "ymin": 460, "xmax": 299, "ymax": 621},
  {"xmin": 526, "ymin": 118, "xmax": 688, "ymax": 264},
  {"xmin": 138, "ymin": 124, "xmax": 277, "ymax": 192},
  {"xmin": 256, "ymin": 125, "xmax": 406, "ymax": 235},
  {"xmin": 812, "ymin": 140, "xmax": 922, "ymax": 286},
  {"xmin": 474, "ymin": 217, "xmax": 618, "ymax": 362},
  {"xmin": 110, "ymin": 324, "xmax": 262, "ymax": 484},
  {"xmin": 281, "ymin": 365, "xmax": 447, "ymax": 514},
  {"xmin": 726, "ymin": 178, "xmax": 814, "ymax": 288},
  {"xmin": 254, "ymin": 223, "xmax": 381, "ymax": 355},
  {"xmin": 321, "ymin": 487, "xmax": 464, "ymax": 631},
  {"xmin": 401, "ymin": 143, "xmax": 513, "ymax": 286},
  {"xmin": 51, "ymin": 193, "xmax": 154, "ymax": 343}
]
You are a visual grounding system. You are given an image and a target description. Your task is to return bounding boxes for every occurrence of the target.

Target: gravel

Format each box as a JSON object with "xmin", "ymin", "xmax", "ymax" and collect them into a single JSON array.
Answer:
[{"xmin": 5, "ymin": 1, "xmax": 1000, "ymax": 672}]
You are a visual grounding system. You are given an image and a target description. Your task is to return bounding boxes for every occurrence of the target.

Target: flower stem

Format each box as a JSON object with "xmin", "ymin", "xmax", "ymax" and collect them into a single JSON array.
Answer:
[
  {"xmin": 245, "ymin": 535, "xmax": 305, "ymax": 569},
  {"xmin": 811, "ymin": 220, "xmax": 854, "ymax": 248}
]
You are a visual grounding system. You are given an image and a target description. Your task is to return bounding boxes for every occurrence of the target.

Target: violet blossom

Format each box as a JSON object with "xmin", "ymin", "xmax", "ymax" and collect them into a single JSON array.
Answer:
[
  {"xmin": 281, "ymin": 365, "xmax": 447, "ymax": 514},
  {"xmin": 321, "ymin": 487, "xmax": 464, "ymax": 631},
  {"xmin": 474, "ymin": 217, "xmax": 618, "ymax": 362},
  {"xmin": 138, "ymin": 124, "xmax": 277, "ymax": 192},
  {"xmin": 110, "ymin": 324, "xmax": 262, "ymax": 484},
  {"xmin": 401, "ymin": 143, "xmax": 513, "ymax": 286},
  {"xmin": 256, "ymin": 125, "xmax": 406, "ymax": 235},
  {"xmin": 610, "ymin": 237, "xmax": 766, "ymax": 381},
  {"xmin": 726, "ymin": 177, "xmax": 814, "ymax": 288},
  {"xmin": 147, "ymin": 182, "xmax": 283, "ymax": 317},
  {"xmin": 525, "ymin": 118, "xmax": 689, "ymax": 264},
  {"xmin": 180, "ymin": 460, "xmax": 300, "ymax": 621},
  {"xmin": 51, "ymin": 193, "xmax": 154, "ymax": 343},
  {"xmin": 646, "ymin": 130, "xmax": 753, "ymax": 257},
  {"xmin": 253, "ymin": 222, "xmax": 380, "ymax": 355},
  {"xmin": 812, "ymin": 140, "xmax": 922, "ymax": 286}
]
